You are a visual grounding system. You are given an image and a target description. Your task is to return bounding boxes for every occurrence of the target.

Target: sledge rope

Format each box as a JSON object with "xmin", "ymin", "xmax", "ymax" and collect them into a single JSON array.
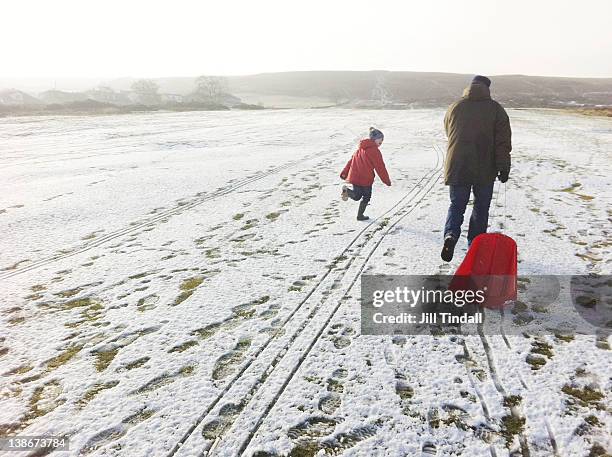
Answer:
[
  {"xmin": 490, "ymin": 180, "xmax": 508, "ymax": 231},
  {"xmin": 503, "ymin": 181, "xmax": 508, "ymax": 228},
  {"xmin": 490, "ymin": 181, "xmax": 501, "ymax": 227}
]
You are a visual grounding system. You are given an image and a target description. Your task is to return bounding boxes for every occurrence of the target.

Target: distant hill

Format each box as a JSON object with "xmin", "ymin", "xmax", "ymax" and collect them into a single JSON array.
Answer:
[
  {"xmin": 0, "ymin": 89, "xmax": 42, "ymax": 106},
  {"xmin": 39, "ymin": 90, "xmax": 89, "ymax": 104},
  {"xmin": 99, "ymin": 71, "xmax": 612, "ymax": 108},
  {"xmin": 2, "ymin": 71, "xmax": 612, "ymax": 110}
]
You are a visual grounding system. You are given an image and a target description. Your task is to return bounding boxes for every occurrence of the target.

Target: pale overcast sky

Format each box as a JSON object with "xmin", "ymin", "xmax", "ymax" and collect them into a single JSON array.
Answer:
[{"xmin": 3, "ymin": 0, "xmax": 611, "ymax": 78}]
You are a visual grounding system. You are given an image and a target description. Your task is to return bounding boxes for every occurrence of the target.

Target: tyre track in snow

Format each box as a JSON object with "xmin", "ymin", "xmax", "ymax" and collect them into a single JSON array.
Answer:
[
  {"xmin": 169, "ymin": 147, "xmax": 443, "ymax": 456},
  {"xmin": 0, "ymin": 150, "xmax": 333, "ymax": 280}
]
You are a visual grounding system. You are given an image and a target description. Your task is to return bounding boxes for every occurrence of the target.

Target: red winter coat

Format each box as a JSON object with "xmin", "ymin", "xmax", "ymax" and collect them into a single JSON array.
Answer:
[{"xmin": 340, "ymin": 139, "xmax": 391, "ymax": 187}]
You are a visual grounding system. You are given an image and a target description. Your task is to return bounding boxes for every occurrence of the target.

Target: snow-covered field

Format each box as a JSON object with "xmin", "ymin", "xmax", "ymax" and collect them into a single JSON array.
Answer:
[{"xmin": 0, "ymin": 109, "xmax": 610, "ymax": 457}]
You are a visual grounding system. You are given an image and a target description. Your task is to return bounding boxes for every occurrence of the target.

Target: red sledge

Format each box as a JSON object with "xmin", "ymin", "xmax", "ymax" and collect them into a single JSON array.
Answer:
[{"xmin": 449, "ymin": 233, "xmax": 518, "ymax": 309}]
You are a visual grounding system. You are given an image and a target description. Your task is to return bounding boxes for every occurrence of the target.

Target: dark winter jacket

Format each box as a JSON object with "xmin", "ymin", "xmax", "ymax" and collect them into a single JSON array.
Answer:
[
  {"xmin": 444, "ymin": 83, "xmax": 512, "ymax": 185},
  {"xmin": 340, "ymin": 139, "xmax": 391, "ymax": 187}
]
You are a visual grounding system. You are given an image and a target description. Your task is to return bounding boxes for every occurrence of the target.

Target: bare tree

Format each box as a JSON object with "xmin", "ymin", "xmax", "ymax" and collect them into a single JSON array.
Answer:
[
  {"xmin": 131, "ymin": 79, "xmax": 160, "ymax": 105},
  {"xmin": 194, "ymin": 76, "xmax": 227, "ymax": 103}
]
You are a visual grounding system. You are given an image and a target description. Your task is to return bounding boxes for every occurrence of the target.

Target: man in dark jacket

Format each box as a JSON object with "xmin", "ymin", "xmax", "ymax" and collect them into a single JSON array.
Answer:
[{"xmin": 441, "ymin": 75, "xmax": 512, "ymax": 262}]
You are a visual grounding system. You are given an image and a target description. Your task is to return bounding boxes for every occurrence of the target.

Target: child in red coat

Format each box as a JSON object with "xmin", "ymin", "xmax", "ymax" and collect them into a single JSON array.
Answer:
[{"xmin": 340, "ymin": 127, "xmax": 391, "ymax": 220}]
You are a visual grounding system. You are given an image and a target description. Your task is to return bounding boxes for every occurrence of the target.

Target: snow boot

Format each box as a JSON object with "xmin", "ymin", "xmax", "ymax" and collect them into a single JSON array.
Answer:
[
  {"xmin": 441, "ymin": 235, "xmax": 457, "ymax": 262},
  {"xmin": 341, "ymin": 185, "xmax": 349, "ymax": 201},
  {"xmin": 357, "ymin": 199, "xmax": 369, "ymax": 221}
]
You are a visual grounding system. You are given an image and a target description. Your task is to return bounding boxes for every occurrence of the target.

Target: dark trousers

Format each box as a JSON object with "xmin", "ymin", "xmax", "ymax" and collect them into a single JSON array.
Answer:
[
  {"xmin": 444, "ymin": 183, "xmax": 494, "ymax": 244},
  {"xmin": 347, "ymin": 185, "xmax": 372, "ymax": 216}
]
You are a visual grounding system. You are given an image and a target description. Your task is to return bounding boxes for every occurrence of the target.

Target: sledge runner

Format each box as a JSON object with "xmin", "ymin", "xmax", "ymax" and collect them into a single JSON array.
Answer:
[
  {"xmin": 441, "ymin": 75, "xmax": 512, "ymax": 262},
  {"xmin": 340, "ymin": 127, "xmax": 391, "ymax": 221}
]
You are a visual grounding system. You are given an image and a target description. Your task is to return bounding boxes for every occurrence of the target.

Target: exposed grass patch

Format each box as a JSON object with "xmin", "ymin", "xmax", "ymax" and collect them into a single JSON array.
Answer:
[
  {"xmin": 530, "ymin": 340, "xmax": 553, "ymax": 358},
  {"xmin": 192, "ymin": 323, "xmax": 222, "ymax": 340},
  {"xmin": 559, "ymin": 182, "xmax": 581, "ymax": 193},
  {"xmin": 500, "ymin": 415, "xmax": 525, "ymax": 447},
  {"xmin": 575, "ymin": 253, "xmax": 602, "ymax": 262},
  {"xmin": 571, "ymin": 107, "xmax": 612, "ymax": 117},
  {"xmin": 81, "ymin": 302, "xmax": 104, "ymax": 320},
  {"xmin": 129, "ymin": 271, "xmax": 152, "ymax": 280},
  {"xmin": 585, "ymin": 415, "xmax": 602, "ymax": 427},
  {"xmin": 77, "ymin": 380, "xmax": 120, "ymax": 408},
  {"xmin": 46, "ymin": 344, "xmax": 84, "ymax": 371},
  {"xmin": 577, "ymin": 193, "xmax": 595, "ymax": 201},
  {"xmin": 575, "ymin": 295, "xmax": 598, "ymax": 308},
  {"xmin": 168, "ymin": 340, "xmax": 198, "ymax": 353},
  {"xmin": 595, "ymin": 338, "xmax": 610, "ymax": 350},
  {"xmin": 555, "ymin": 332, "xmax": 575, "ymax": 342},
  {"xmin": 173, "ymin": 276, "xmax": 204, "ymax": 305},
  {"xmin": 63, "ymin": 297, "xmax": 97, "ymax": 309},
  {"xmin": 205, "ymin": 248, "xmax": 221, "ymax": 259},
  {"xmin": 4, "ymin": 364, "xmax": 33, "ymax": 376},
  {"xmin": 396, "ymin": 382, "xmax": 414, "ymax": 400},
  {"xmin": 247, "ymin": 296, "xmax": 270, "ymax": 307},
  {"xmin": 94, "ymin": 348, "xmax": 120, "ymax": 372},
  {"xmin": 562, "ymin": 384, "xmax": 604, "ymax": 408},
  {"xmin": 289, "ymin": 280, "xmax": 306, "ymax": 292},
  {"xmin": 132, "ymin": 365, "xmax": 196, "ymax": 394},
  {"xmin": 240, "ymin": 219, "xmax": 259, "ymax": 231},
  {"xmin": 179, "ymin": 365, "xmax": 196, "ymax": 376},
  {"xmin": 511, "ymin": 301, "xmax": 528, "ymax": 313},
  {"xmin": 526, "ymin": 354, "xmax": 547, "ymax": 370},
  {"xmin": 231, "ymin": 233, "xmax": 256, "ymax": 243},
  {"xmin": 233, "ymin": 213, "xmax": 244, "ymax": 220},
  {"xmin": 121, "ymin": 356, "xmax": 150, "ymax": 371},
  {"xmin": 25, "ymin": 293, "xmax": 43, "ymax": 300},
  {"xmin": 123, "ymin": 407, "xmax": 156, "ymax": 425},
  {"xmin": 503, "ymin": 395, "xmax": 523, "ymax": 407},
  {"xmin": 326, "ymin": 378, "xmax": 344, "ymax": 394},
  {"xmin": 266, "ymin": 211, "xmax": 282, "ymax": 221},
  {"xmin": 588, "ymin": 443, "xmax": 610, "ymax": 457}
]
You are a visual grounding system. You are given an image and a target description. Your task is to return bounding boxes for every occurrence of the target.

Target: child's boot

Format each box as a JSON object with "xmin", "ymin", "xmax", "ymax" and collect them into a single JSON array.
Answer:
[{"xmin": 357, "ymin": 199, "xmax": 369, "ymax": 221}]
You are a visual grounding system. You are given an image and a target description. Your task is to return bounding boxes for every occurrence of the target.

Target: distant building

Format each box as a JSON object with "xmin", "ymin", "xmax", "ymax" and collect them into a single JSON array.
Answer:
[
  {"xmin": 86, "ymin": 86, "xmax": 133, "ymax": 105},
  {"xmin": 160, "ymin": 93, "xmax": 184, "ymax": 103}
]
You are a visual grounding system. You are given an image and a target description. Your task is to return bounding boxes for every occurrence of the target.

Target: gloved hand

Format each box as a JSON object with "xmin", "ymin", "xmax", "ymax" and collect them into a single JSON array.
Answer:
[{"xmin": 498, "ymin": 170, "xmax": 509, "ymax": 183}]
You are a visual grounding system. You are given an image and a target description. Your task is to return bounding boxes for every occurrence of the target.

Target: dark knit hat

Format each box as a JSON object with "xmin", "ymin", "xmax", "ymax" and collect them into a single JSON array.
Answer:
[
  {"xmin": 369, "ymin": 127, "xmax": 384, "ymax": 141},
  {"xmin": 472, "ymin": 75, "xmax": 491, "ymax": 87}
]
